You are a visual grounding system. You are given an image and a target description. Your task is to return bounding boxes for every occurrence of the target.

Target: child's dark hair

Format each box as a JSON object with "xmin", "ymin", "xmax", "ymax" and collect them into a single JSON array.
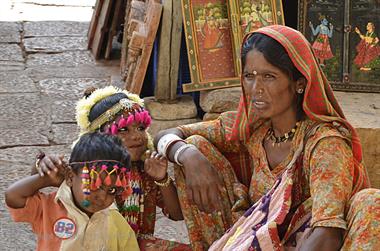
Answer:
[
  {"xmin": 87, "ymin": 92, "xmax": 128, "ymax": 123},
  {"xmin": 69, "ymin": 132, "xmax": 131, "ymax": 173},
  {"xmin": 241, "ymin": 33, "xmax": 306, "ymax": 121}
]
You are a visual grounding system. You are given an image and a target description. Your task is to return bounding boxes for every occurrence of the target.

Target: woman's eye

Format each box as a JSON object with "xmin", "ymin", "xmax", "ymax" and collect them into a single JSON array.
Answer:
[
  {"xmin": 138, "ymin": 125, "xmax": 146, "ymax": 131},
  {"xmin": 264, "ymin": 74, "xmax": 275, "ymax": 79},
  {"xmin": 118, "ymin": 127, "xmax": 128, "ymax": 132},
  {"xmin": 244, "ymin": 73, "xmax": 255, "ymax": 79}
]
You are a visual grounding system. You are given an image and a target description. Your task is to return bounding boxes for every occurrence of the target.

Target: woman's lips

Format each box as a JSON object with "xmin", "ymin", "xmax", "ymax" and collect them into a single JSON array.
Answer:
[{"xmin": 253, "ymin": 100, "xmax": 268, "ymax": 110}]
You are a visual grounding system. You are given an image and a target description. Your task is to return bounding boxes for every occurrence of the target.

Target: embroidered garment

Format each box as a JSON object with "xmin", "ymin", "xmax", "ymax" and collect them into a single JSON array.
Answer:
[
  {"xmin": 116, "ymin": 161, "xmax": 191, "ymax": 251},
  {"xmin": 173, "ymin": 25, "xmax": 379, "ymax": 250},
  {"xmin": 8, "ymin": 181, "xmax": 139, "ymax": 251}
]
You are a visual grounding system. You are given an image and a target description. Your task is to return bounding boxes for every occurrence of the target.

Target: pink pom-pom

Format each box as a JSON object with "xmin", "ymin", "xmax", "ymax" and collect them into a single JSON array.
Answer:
[
  {"xmin": 145, "ymin": 115, "xmax": 151, "ymax": 127},
  {"xmin": 134, "ymin": 112, "xmax": 141, "ymax": 124},
  {"xmin": 118, "ymin": 117, "xmax": 127, "ymax": 128},
  {"xmin": 126, "ymin": 114, "xmax": 134, "ymax": 126},
  {"xmin": 101, "ymin": 165, "xmax": 108, "ymax": 171},
  {"xmin": 111, "ymin": 123, "xmax": 118, "ymax": 135}
]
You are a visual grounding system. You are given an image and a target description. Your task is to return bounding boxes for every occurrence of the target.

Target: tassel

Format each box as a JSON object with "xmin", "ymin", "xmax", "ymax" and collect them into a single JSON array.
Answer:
[
  {"xmin": 104, "ymin": 173, "xmax": 112, "ymax": 186},
  {"xmin": 118, "ymin": 116, "xmax": 127, "ymax": 128},
  {"xmin": 126, "ymin": 114, "xmax": 134, "ymax": 126},
  {"xmin": 95, "ymin": 175, "xmax": 102, "ymax": 188},
  {"xmin": 134, "ymin": 111, "xmax": 141, "ymax": 123},
  {"xmin": 115, "ymin": 175, "xmax": 122, "ymax": 186},
  {"xmin": 145, "ymin": 115, "xmax": 151, "ymax": 127},
  {"xmin": 105, "ymin": 125, "xmax": 111, "ymax": 134},
  {"xmin": 111, "ymin": 122, "xmax": 118, "ymax": 135}
]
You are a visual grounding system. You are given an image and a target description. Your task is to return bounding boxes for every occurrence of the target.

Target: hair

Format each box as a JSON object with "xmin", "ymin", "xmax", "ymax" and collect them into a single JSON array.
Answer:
[
  {"xmin": 69, "ymin": 132, "xmax": 131, "ymax": 174},
  {"xmin": 87, "ymin": 92, "xmax": 129, "ymax": 123},
  {"xmin": 241, "ymin": 33, "xmax": 305, "ymax": 120}
]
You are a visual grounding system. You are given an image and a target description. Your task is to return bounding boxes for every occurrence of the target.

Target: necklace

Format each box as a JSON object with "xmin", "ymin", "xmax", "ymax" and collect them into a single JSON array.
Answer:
[{"xmin": 267, "ymin": 122, "xmax": 300, "ymax": 147}]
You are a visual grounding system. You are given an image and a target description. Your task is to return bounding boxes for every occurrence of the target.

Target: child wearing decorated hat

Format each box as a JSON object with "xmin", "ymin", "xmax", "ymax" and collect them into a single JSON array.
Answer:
[
  {"xmin": 5, "ymin": 132, "xmax": 139, "ymax": 251},
  {"xmin": 35, "ymin": 86, "xmax": 191, "ymax": 250}
]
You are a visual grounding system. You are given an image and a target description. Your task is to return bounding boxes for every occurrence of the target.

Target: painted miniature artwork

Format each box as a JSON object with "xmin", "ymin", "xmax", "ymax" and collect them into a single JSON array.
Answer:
[
  {"xmin": 350, "ymin": 0, "xmax": 380, "ymax": 85},
  {"xmin": 239, "ymin": 0, "xmax": 275, "ymax": 36},
  {"xmin": 192, "ymin": 0, "xmax": 237, "ymax": 81},
  {"xmin": 299, "ymin": 0, "xmax": 344, "ymax": 82}
]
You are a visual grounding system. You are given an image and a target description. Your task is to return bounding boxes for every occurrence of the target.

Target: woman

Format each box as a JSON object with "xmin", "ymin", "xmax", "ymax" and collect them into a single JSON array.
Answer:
[
  {"xmin": 36, "ymin": 86, "xmax": 191, "ymax": 250},
  {"xmin": 155, "ymin": 25, "xmax": 380, "ymax": 250}
]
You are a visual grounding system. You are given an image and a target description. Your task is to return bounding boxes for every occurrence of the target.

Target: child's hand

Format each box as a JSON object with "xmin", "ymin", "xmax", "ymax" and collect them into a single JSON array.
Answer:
[
  {"xmin": 37, "ymin": 155, "xmax": 67, "ymax": 187},
  {"xmin": 144, "ymin": 150, "xmax": 168, "ymax": 181}
]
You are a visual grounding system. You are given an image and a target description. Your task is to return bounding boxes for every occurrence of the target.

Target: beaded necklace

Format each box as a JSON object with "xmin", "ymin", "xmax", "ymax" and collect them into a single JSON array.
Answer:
[
  {"xmin": 266, "ymin": 122, "xmax": 300, "ymax": 147},
  {"xmin": 119, "ymin": 163, "xmax": 144, "ymax": 233}
]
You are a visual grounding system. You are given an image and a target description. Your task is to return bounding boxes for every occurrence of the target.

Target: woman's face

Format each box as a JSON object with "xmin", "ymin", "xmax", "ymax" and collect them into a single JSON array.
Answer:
[
  {"xmin": 243, "ymin": 49, "xmax": 297, "ymax": 120},
  {"xmin": 116, "ymin": 115, "xmax": 148, "ymax": 161}
]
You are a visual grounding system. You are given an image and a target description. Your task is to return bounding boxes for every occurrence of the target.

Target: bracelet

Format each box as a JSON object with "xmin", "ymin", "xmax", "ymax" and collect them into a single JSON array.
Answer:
[
  {"xmin": 173, "ymin": 144, "xmax": 197, "ymax": 166},
  {"xmin": 157, "ymin": 134, "xmax": 184, "ymax": 158},
  {"xmin": 154, "ymin": 175, "xmax": 172, "ymax": 187}
]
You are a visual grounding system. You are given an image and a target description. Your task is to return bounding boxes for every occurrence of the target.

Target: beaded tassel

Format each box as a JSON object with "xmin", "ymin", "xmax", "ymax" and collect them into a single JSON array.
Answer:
[{"xmin": 81, "ymin": 165, "xmax": 91, "ymax": 207}]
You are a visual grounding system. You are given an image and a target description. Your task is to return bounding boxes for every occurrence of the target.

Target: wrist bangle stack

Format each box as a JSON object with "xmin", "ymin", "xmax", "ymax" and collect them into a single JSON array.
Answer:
[
  {"xmin": 157, "ymin": 134, "xmax": 185, "ymax": 158},
  {"xmin": 154, "ymin": 175, "xmax": 172, "ymax": 187},
  {"xmin": 173, "ymin": 144, "xmax": 197, "ymax": 166}
]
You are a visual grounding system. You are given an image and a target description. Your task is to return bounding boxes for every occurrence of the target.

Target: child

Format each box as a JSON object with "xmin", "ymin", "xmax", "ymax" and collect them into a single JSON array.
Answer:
[
  {"xmin": 5, "ymin": 132, "xmax": 140, "ymax": 251},
  {"xmin": 36, "ymin": 86, "xmax": 190, "ymax": 250}
]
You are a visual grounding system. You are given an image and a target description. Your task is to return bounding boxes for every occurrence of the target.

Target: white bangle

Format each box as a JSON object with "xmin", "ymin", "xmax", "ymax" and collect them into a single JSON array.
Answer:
[
  {"xmin": 173, "ymin": 144, "xmax": 197, "ymax": 166},
  {"xmin": 157, "ymin": 134, "xmax": 184, "ymax": 158}
]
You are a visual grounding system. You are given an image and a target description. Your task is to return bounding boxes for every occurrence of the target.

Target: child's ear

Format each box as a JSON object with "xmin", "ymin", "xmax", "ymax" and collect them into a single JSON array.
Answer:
[{"xmin": 65, "ymin": 169, "xmax": 75, "ymax": 187}]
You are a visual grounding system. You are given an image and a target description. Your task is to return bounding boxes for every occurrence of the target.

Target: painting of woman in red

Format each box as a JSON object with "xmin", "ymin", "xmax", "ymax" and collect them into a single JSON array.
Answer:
[
  {"xmin": 354, "ymin": 22, "xmax": 380, "ymax": 71},
  {"xmin": 201, "ymin": 9, "xmax": 224, "ymax": 51}
]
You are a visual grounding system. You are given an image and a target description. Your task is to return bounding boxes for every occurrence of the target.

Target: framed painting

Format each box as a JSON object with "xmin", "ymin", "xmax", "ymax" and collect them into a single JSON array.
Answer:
[
  {"xmin": 181, "ymin": 0, "xmax": 240, "ymax": 92},
  {"xmin": 298, "ymin": 0, "xmax": 380, "ymax": 93},
  {"xmin": 181, "ymin": 0, "xmax": 284, "ymax": 93}
]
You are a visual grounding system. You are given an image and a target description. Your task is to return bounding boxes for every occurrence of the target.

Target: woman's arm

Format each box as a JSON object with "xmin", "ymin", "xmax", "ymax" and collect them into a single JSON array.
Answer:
[
  {"xmin": 299, "ymin": 227, "xmax": 343, "ymax": 251},
  {"xmin": 154, "ymin": 128, "xmax": 223, "ymax": 213}
]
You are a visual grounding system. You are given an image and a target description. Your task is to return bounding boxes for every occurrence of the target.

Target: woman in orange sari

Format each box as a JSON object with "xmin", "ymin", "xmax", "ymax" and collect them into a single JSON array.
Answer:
[{"xmin": 155, "ymin": 25, "xmax": 380, "ymax": 250}]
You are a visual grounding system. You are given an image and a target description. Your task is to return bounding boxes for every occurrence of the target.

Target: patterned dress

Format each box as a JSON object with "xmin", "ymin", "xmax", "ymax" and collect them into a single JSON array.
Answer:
[
  {"xmin": 116, "ymin": 161, "xmax": 191, "ymax": 251},
  {"xmin": 175, "ymin": 115, "xmax": 380, "ymax": 250}
]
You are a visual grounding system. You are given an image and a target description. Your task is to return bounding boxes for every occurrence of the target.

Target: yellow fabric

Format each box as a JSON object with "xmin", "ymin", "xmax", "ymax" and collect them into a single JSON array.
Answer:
[{"xmin": 55, "ymin": 181, "xmax": 139, "ymax": 251}]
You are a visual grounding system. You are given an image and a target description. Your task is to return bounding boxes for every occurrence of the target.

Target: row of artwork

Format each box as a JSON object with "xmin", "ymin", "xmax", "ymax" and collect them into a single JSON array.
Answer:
[{"xmin": 182, "ymin": 0, "xmax": 380, "ymax": 93}]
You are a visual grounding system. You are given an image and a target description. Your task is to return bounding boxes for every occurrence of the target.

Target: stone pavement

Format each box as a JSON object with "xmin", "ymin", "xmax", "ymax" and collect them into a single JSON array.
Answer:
[{"xmin": 0, "ymin": 21, "xmax": 188, "ymax": 250}]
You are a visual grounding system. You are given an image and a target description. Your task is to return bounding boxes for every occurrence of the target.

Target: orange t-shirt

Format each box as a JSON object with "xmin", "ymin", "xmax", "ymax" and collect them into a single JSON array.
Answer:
[{"xmin": 8, "ymin": 181, "xmax": 139, "ymax": 251}]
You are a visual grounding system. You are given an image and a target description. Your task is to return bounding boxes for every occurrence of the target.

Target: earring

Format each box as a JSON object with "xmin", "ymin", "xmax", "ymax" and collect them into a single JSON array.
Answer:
[{"xmin": 297, "ymin": 88, "xmax": 304, "ymax": 94}]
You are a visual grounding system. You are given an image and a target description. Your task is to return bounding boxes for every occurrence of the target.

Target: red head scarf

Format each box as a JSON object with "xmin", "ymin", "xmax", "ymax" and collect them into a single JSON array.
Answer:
[{"xmin": 227, "ymin": 25, "xmax": 363, "ymax": 163}]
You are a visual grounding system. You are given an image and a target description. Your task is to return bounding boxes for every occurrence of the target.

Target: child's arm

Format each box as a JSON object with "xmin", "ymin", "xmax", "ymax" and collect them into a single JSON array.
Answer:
[
  {"xmin": 144, "ymin": 151, "xmax": 184, "ymax": 220},
  {"xmin": 6, "ymin": 166, "xmax": 65, "ymax": 209}
]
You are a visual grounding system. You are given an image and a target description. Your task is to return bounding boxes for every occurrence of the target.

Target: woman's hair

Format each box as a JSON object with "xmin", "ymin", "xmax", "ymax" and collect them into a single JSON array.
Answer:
[
  {"xmin": 241, "ymin": 33, "xmax": 305, "ymax": 120},
  {"xmin": 69, "ymin": 132, "xmax": 131, "ymax": 173},
  {"xmin": 87, "ymin": 92, "xmax": 128, "ymax": 123}
]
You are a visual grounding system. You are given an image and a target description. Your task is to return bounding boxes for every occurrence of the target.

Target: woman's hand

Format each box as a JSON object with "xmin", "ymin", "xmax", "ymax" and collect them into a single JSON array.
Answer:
[
  {"xmin": 144, "ymin": 151, "xmax": 168, "ymax": 181},
  {"xmin": 299, "ymin": 227, "xmax": 343, "ymax": 251},
  {"xmin": 37, "ymin": 155, "xmax": 66, "ymax": 187},
  {"xmin": 179, "ymin": 147, "xmax": 223, "ymax": 213}
]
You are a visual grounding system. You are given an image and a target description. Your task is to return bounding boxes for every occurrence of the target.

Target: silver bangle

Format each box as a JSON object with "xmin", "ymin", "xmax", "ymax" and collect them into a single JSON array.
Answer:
[
  {"xmin": 173, "ymin": 144, "xmax": 197, "ymax": 166},
  {"xmin": 157, "ymin": 134, "xmax": 184, "ymax": 158}
]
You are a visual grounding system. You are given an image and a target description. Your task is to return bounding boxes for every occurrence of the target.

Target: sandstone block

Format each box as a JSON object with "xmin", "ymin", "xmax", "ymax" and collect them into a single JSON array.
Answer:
[
  {"xmin": 148, "ymin": 118, "xmax": 200, "ymax": 138},
  {"xmin": 24, "ymin": 36, "xmax": 87, "ymax": 53},
  {"xmin": 24, "ymin": 21, "xmax": 89, "ymax": 37},
  {"xmin": 200, "ymin": 87, "xmax": 241, "ymax": 113},
  {"xmin": 144, "ymin": 96, "xmax": 197, "ymax": 120}
]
